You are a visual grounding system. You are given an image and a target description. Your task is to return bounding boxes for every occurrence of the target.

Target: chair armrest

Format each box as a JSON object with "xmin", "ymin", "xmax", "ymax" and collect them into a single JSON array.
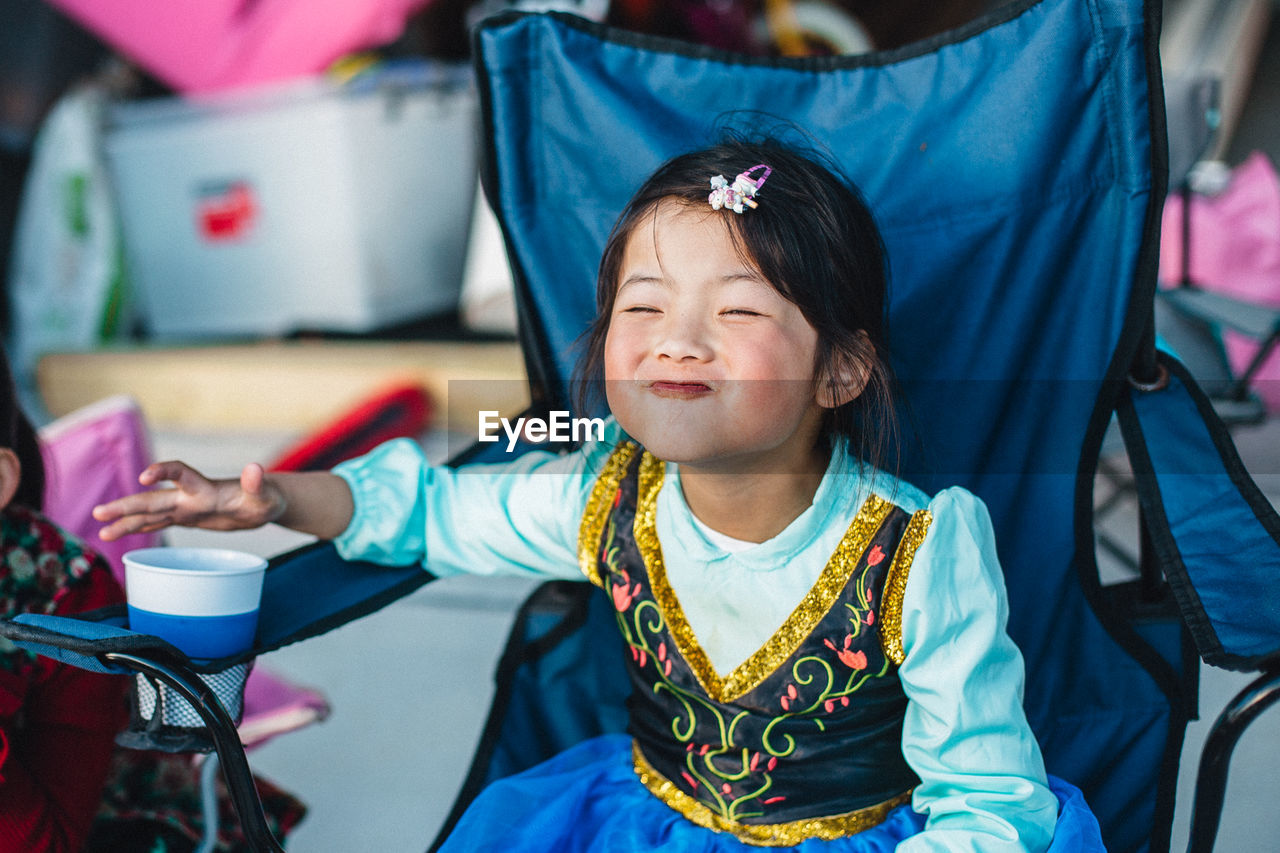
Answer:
[
  {"xmin": 213, "ymin": 540, "xmax": 434, "ymax": 667},
  {"xmin": 0, "ymin": 612, "xmax": 182, "ymax": 674},
  {"xmin": 1115, "ymin": 353, "xmax": 1280, "ymax": 671},
  {"xmin": 2, "ymin": 541, "xmax": 436, "ymax": 671}
]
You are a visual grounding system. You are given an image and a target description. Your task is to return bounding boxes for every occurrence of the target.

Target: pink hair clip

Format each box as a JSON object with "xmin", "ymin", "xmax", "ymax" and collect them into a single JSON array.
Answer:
[{"xmin": 708, "ymin": 164, "xmax": 772, "ymax": 214}]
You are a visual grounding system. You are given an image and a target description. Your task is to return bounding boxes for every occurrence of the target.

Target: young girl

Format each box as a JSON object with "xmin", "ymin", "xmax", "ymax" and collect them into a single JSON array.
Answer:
[{"xmin": 94, "ymin": 138, "xmax": 1104, "ymax": 851}]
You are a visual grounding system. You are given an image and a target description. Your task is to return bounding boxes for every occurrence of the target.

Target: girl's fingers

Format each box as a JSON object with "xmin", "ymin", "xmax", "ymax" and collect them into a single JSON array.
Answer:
[
  {"xmin": 93, "ymin": 489, "xmax": 178, "ymax": 522},
  {"xmin": 140, "ymin": 460, "xmax": 216, "ymax": 492},
  {"xmin": 134, "ymin": 520, "xmax": 180, "ymax": 534},
  {"xmin": 240, "ymin": 463, "xmax": 266, "ymax": 496},
  {"xmin": 98, "ymin": 511, "xmax": 176, "ymax": 542},
  {"xmin": 95, "ymin": 459, "xmax": 214, "ymax": 523},
  {"xmin": 138, "ymin": 460, "xmax": 189, "ymax": 486},
  {"xmin": 94, "ymin": 459, "xmax": 240, "ymax": 539}
]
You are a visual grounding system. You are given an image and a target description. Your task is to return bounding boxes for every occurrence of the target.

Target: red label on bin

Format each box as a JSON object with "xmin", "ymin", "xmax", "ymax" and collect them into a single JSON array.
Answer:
[{"xmin": 196, "ymin": 181, "xmax": 257, "ymax": 242}]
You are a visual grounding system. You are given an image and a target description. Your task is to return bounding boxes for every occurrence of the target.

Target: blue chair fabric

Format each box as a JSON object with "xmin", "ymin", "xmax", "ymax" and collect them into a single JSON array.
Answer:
[
  {"xmin": 1118, "ymin": 355, "xmax": 1280, "ymax": 670},
  {"xmin": 6, "ymin": 611, "xmax": 174, "ymax": 675}
]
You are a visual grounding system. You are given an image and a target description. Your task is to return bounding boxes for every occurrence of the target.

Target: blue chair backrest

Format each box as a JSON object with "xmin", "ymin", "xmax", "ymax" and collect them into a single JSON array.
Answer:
[{"xmin": 476, "ymin": 1, "xmax": 1174, "ymax": 849}]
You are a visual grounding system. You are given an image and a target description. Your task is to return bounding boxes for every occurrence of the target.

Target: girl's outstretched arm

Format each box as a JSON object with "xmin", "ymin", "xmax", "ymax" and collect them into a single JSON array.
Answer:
[{"xmin": 92, "ymin": 460, "xmax": 354, "ymax": 542}]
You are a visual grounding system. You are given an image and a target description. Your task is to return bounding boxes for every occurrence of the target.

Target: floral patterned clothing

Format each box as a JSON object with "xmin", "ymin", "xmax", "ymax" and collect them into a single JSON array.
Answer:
[{"xmin": 0, "ymin": 504, "xmax": 129, "ymax": 852}]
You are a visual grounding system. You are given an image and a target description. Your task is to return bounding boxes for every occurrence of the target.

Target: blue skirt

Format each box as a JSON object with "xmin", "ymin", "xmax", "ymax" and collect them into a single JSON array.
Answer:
[{"xmin": 439, "ymin": 734, "xmax": 1104, "ymax": 852}]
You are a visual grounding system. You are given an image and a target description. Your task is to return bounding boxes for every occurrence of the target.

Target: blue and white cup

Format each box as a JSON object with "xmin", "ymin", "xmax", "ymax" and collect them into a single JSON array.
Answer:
[{"xmin": 124, "ymin": 547, "xmax": 267, "ymax": 660}]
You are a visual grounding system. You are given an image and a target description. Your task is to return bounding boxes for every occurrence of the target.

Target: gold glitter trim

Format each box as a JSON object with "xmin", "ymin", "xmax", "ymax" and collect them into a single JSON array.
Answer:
[
  {"xmin": 634, "ymin": 454, "xmax": 894, "ymax": 703},
  {"xmin": 879, "ymin": 510, "xmax": 933, "ymax": 665},
  {"xmin": 577, "ymin": 441, "xmax": 639, "ymax": 587},
  {"xmin": 633, "ymin": 741, "xmax": 912, "ymax": 846}
]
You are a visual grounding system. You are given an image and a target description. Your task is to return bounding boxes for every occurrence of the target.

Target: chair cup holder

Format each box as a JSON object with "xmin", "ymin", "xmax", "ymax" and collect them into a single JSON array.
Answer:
[{"xmin": 117, "ymin": 660, "xmax": 254, "ymax": 753}]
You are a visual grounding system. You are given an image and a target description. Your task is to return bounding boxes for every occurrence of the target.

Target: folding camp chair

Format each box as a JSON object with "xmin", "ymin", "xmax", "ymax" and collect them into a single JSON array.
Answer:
[
  {"xmin": 450, "ymin": 3, "xmax": 1280, "ymax": 851},
  {"xmin": 3, "ymin": 1, "xmax": 1279, "ymax": 852}
]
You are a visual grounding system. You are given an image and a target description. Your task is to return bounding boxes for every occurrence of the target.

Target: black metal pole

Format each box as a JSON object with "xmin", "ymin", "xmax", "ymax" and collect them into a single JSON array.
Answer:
[
  {"xmin": 1186, "ymin": 665, "xmax": 1280, "ymax": 852},
  {"xmin": 1136, "ymin": 508, "xmax": 1164, "ymax": 603},
  {"xmin": 103, "ymin": 652, "xmax": 285, "ymax": 853}
]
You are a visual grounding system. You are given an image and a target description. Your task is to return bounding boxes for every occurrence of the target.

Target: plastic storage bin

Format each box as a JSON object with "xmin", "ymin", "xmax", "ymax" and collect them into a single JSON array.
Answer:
[{"xmin": 104, "ymin": 64, "xmax": 478, "ymax": 339}]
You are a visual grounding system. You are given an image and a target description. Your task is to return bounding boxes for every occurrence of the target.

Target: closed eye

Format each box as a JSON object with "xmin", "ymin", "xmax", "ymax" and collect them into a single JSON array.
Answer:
[
  {"xmin": 721, "ymin": 308, "xmax": 764, "ymax": 317},
  {"xmin": 620, "ymin": 305, "xmax": 661, "ymax": 314}
]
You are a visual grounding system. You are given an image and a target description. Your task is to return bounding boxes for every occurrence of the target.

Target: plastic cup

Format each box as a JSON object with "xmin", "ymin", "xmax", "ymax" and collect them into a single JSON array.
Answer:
[{"xmin": 124, "ymin": 547, "xmax": 267, "ymax": 659}]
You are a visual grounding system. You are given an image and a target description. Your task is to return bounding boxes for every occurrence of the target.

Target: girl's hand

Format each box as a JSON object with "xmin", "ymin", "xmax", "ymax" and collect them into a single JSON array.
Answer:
[{"xmin": 92, "ymin": 461, "xmax": 285, "ymax": 541}]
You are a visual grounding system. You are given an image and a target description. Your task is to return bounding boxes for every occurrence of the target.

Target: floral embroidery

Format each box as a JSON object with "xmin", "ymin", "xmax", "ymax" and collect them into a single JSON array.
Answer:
[
  {"xmin": 600, "ymin": 500, "xmax": 897, "ymax": 825},
  {"xmin": 592, "ymin": 449, "xmax": 918, "ymax": 834},
  {"xmin": 824, "ymin": 635, "xmax": 868, "ymax": 670},
  {"xmin": 611, "ymin": 568, "xmax": 642, "ymax": 612}
]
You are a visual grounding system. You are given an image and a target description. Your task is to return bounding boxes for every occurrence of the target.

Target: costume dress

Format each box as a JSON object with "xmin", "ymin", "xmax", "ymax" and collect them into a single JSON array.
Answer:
[{"xmin": 333, "ymin": 423, "xmax": 1104, "ymax": 852}]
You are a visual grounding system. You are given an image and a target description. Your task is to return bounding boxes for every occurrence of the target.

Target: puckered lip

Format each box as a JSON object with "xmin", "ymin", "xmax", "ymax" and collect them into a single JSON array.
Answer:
[{"xmin": 645, "ymin": 379, "xmax": 715, "ymax": 398}]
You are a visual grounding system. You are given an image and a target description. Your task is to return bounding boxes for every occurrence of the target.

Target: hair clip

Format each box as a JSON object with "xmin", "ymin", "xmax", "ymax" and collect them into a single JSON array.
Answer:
[{"xmin": 708, "ymin": 164, "xmax": 772, "ymax": 213}]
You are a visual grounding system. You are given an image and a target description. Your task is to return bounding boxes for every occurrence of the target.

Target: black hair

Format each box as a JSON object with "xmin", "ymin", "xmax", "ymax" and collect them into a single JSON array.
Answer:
[
  {"xmin": 0, "ymin": 350, "xmax": 44, "ymax": 510},
  {"xmin": 573, "ymin": 135, "xmax": 900, "ymax": 473}
]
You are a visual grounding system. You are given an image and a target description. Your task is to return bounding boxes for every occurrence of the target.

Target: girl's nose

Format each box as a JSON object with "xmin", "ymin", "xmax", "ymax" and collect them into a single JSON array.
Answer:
[{"xmin": 655, "ymin": 311, "xmax": 713, "ymax": 362}]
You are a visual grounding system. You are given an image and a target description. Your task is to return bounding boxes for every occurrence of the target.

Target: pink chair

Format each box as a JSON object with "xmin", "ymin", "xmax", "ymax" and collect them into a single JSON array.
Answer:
[{"xmin": 39, "ymin": 395, "xmax": 159, "ymax": 570}]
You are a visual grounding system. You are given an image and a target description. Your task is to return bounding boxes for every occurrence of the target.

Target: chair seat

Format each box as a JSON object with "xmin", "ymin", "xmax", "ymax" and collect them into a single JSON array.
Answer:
[
  {"xmin": 239, "ymin": 666, "xmax": 330, "ymax": 750},
  {"xmin": 1161, "ymin": 287, "xmax": 1280, "ymax": 341},
  {"xmin": 1209, "ymin": 393, "xmax": 1268, "ymax": 427}
]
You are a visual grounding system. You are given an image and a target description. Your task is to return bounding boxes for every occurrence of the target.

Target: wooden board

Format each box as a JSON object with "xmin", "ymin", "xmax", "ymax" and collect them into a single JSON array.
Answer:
[{"xmin": 37, "ymin": 341, "xmax": 529, "ymax": 434}]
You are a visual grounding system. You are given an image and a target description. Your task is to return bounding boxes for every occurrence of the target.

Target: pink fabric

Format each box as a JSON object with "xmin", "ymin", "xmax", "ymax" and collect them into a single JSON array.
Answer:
[
  {"xmin": 39, "ymin": 395, "xmax": 159, "ymax": 581},
  {"xmin": 46, "ymin": 0, "xmax": 432, "ymax": 94},
  {"xmin": 1159, "ymin": 151, "xmax": 1280, "ymax": 412},
  {"xmin": 240, "ymin": 666, "xmax": 330, "ymax": 749}
]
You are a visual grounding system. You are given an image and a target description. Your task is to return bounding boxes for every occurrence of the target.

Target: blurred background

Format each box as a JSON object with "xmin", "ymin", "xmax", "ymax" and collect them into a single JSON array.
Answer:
[{"xmin": 2, "ymin": 0, "xmax": 1279, "ymax": 850}]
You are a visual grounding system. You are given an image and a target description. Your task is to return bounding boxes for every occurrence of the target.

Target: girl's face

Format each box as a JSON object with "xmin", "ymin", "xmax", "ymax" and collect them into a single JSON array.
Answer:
[{"xmin": 603, "ymin": 201, "xmax": 826, "ymax": 471}]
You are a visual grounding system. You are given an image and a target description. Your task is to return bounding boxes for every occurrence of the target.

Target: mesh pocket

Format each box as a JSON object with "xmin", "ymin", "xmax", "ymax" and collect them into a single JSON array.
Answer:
[{"xmin": 118, "ymin": 661, "xmax": 252, "ymax": 753}]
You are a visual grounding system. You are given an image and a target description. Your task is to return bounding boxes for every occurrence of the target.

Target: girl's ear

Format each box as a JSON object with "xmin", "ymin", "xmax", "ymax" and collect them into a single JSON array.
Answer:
[
  {"xmin": 816, "ymin": 333, "xmax": 872, "ymax": 410},
  {"xmin": 0, "ymin": 447, "xmax": 20, "ymax": 511}
]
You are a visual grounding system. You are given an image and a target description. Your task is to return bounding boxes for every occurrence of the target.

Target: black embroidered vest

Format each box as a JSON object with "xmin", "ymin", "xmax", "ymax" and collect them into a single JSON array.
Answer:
[{"xmin": 578, "ymin": 443, "xmax": 934, "ymax": 846}]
